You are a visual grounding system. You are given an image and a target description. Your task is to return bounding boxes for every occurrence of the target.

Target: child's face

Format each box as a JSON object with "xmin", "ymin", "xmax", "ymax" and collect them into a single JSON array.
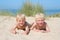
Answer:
[
  {"xmin": 36, "ymin": 18, "xmax": 45, "ymax": 26},
  {"xmin": 17, "ymin": 18, "xmax": 25, "ymax": 26}
]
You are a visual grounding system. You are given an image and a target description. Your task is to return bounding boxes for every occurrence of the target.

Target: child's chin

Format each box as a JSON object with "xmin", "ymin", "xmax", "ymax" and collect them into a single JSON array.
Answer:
[
  {"xmin": 20, "ymin": 25, "xmax": 23, "ymax": 26},
  {"xmin": 39, "ymin": 25, "xmax": 42, "ymax": 26},
  {"xmin": 21, "ymin": 25, "xmax": 23, "ymax": 26}
]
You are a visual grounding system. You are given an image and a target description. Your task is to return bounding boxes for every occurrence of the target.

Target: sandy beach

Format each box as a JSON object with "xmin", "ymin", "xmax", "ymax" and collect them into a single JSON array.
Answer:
[{"xmin": 0, "ymin": 16, "xmax": 60, "ymax": 40}]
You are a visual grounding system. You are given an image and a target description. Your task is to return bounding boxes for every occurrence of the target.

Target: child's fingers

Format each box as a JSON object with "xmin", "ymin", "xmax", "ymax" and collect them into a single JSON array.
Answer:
[
  {"xmin": 21, "ymin": 31, "xmax": 28, "ymax": 35},
  {"xmin": 11, "ymin": 30, "xmax": 17, "ymax": 34},
  {"xmin": 40, "ymin": 30, "xmax": 47, "ymax": 33}
]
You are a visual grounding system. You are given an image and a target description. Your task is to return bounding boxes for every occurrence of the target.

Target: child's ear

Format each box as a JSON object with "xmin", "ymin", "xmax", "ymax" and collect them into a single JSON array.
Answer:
[{"xmin": 44, "ymin": 18, "xmax": 45, "ymax": 20}]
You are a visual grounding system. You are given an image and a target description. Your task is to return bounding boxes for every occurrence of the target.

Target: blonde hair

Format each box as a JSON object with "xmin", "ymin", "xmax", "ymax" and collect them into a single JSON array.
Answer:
[
  {"xmin": 16, "ymin": 14, "xmax": 26, "ymax": 21},
  {"xmin": 35, "ymin": 13, "xmax": 45, "ymax": 20}
]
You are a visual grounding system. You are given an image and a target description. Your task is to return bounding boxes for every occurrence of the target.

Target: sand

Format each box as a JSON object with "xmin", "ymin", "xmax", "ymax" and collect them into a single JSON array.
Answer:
[{"xmin": 0, "ymin": 16, "xmax": 60, "ymax": 40}]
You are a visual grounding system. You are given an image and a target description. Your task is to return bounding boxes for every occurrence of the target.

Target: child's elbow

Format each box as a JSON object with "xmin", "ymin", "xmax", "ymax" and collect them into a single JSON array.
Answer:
[{"xmin": 46, "ymin": 29, "xmax": 50, "ymax": 32}]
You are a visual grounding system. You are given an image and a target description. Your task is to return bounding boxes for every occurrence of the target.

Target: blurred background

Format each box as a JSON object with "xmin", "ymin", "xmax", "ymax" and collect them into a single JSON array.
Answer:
[{"xmin": 0, "ymin": 0, "xmax": 60, "ymax": 17}]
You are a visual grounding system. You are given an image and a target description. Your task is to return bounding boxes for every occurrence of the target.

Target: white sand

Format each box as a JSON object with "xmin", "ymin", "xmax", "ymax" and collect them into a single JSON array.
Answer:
[{"xmin": 0, "ymin": 16, "xmax": 60, "ymax": 40}]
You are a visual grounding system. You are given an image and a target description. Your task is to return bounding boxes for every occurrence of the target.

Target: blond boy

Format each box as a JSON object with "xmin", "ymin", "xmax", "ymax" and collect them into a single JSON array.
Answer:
[
  {"xmin": 11, "ymin": 14, "xmax": 30, "ymax": 35},
  {"xmin": 30, "ymin": 13, "xmax": 50, "ymax": 33}
]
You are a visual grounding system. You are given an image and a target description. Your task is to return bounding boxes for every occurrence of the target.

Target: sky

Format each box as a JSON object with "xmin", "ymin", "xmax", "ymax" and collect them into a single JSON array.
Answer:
[{"xmin": 0, "ymin": 0, "xmax": 60, "ymax": 15}]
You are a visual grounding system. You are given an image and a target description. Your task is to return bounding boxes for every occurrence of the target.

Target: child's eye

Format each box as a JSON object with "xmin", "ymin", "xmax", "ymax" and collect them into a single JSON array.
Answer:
[
  {"xmin": 19, "ymin": 20, "xmax": 21, "ymax": 22},
  {"xmin": 38, "ymin": 20, "xmax": 44, "ymax": 21},
  {"xmin": 18, "ymin": 20, "xmax": 21, "ymax": 22}
]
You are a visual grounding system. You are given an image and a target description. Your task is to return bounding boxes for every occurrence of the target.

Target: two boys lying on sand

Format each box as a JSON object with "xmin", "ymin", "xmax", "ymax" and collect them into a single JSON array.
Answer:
[{"xmin": 11, "ymin": 13, "xmax": 50, "ymax": 35}]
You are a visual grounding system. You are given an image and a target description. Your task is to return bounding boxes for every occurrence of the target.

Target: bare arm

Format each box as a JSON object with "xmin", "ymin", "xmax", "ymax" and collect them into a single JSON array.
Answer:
[
  {"xmin": 46, "ymin": 25, "xmax": 50, "ymax": 32},
  {"xmin": 10, "ymin": 24, "xmax": 17, "ymax": 34},
  {"xmin": 24, "ymin": 26, "xmax": 30, "ymax": 34},
  {"xmin": 30, "ymin": 23, "xmax": 36, "ymax": 30}
]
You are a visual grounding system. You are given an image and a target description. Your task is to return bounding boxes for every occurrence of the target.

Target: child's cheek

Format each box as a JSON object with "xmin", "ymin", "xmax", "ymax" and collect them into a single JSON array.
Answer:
[
  {"xmin": 39, "ymin": 21, "xmax": 44, "ymax": 23},
  {"xmin": 20, "ymin": 24, "xmax": 23, "ymax": 26},
  {"xmin": 38, "ymin": 24, "xmax": 42, "ymax": 26},
  {"xmin": 20, "ymin": 22, "xmax": 25, "ymax": 26}
]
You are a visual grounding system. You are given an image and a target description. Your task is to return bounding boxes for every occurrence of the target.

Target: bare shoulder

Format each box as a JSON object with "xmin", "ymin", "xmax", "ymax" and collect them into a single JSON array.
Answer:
[
  {"xmin": 44, "ymin": 22, "xmax": 47, "ymax": 24},
  {"xmin": 26, "ymin": 22, "xmax": 30, "ymax": 25},
  {"xmin": 25, "ymin": 22, "xmax": 31, "ymax": 27},
  {"xmin": 44, "ymin": 22, "xmax": 47, "ymax": 26}
]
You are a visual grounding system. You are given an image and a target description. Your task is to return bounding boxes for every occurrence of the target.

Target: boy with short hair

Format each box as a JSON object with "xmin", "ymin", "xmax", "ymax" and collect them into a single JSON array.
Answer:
[
  {"xmin": 11, "ymin": 14, "xmax": 30, "ymax": 35},
  {"xmin": 30, "ymin": 13, "xmax": 50, "ymax": 33}
]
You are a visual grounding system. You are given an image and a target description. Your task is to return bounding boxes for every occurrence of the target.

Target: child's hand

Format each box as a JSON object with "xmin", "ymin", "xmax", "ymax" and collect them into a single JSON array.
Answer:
[
  {"xmin": 36, "ymin": 30, "xmax": 40, "ymax": 32},
  {"xmin": 11, "ymin": 30, "xmax": 17, "ymax": 34},
  {"xmin": 40, "ymin": 30, "xmax": 46, "ymax": 33},
  {"xmin": 34, "ymin": 29, "xmax": 40, "ymax": 32},
  {"xmin": 22, "ymin": 31, "xmax": 28, "ymax": 35}
]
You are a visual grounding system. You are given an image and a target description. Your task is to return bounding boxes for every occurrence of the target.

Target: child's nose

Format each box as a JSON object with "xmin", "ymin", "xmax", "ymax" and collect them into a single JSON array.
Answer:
[
  {"xmin": 18, "ymin": 20, "xmax": 22, "ymax": 23},
  {"xmin": 20, "ymin": 21, "xmax": 23, "ymax": 23}
]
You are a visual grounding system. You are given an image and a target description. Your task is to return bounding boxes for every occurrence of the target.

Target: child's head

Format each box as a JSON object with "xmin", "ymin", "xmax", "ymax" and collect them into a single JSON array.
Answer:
[
  {"xmin": 16, "ymin": 14, "xmax": 26, "ymax": 26},
  {"xmin": 35, "ymin": 13, "xmax": 45, "ymax": 25}
]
